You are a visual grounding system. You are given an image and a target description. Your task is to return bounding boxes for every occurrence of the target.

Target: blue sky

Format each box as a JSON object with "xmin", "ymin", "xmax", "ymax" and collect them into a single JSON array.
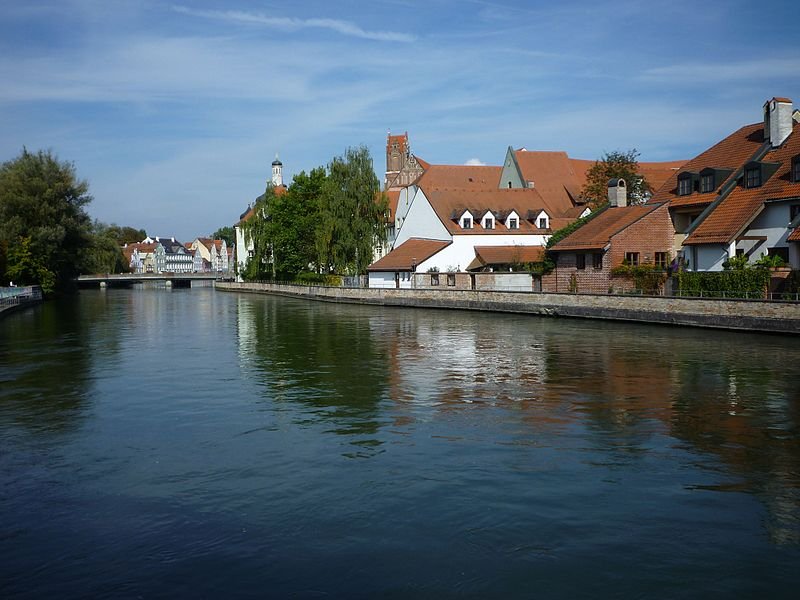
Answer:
[{"xmin": 1, "ymin": 0, "xmax": 798, "ymax": 240}]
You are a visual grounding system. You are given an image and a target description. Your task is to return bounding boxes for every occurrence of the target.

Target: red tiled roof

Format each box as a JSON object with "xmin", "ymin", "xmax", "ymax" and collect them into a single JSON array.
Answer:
[
  {"xmin": 422, "ymin": 187, "xmax": 563, "ymax": 235},
  {"xmin": 385, "ymin": 189, "xmax": 400, "ymax": 219},
  {"xmin": 368, "ymin": 238, "xmax": 450, "ymax": 271},
  {"xmin": 414, "ymin": 164, "xmax": 501, "ymax": 190},
  {"xmin": 788, "ymin": 227, "xmax": 800, "ymax": 242},
  {"xmin": 472, "ymin": 245, "xmax": 545, "ymax": 266},
  {"xmin": 685, "ymin": 122, "xmax": 800, "ymax": 245},
  {"xmin": 550, "ymin": 204, "xmax": 664, "ymax": 252},
  {"xmin": 650, "ymin": 123, "xmax": 765, "ymax": 203}
]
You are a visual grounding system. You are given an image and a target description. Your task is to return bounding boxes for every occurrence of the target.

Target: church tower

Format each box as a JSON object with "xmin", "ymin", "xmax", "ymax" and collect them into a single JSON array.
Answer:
[
  {"xmin": 271, "ymin": 154, "xmax": 283, "ymax": 187},
  {"xmin": 384, "ymin": 131, "xmax": 425, "ymax": 190}
]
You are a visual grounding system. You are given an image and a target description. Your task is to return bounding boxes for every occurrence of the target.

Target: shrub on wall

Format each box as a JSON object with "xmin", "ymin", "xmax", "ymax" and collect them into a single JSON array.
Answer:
[
  {"xmin": 676, "ymin": 269, "xmax": 770, "ymax": 299},
  {"xmin": 610, "ymin": 264, "xmax": 667, "ymax": 294}
]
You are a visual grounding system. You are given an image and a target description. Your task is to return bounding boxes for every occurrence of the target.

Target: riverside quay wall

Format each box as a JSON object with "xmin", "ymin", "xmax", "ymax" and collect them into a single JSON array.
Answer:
[{"xmin": 215, "ymin": 282, "xmax": 800, "ymax": 334}]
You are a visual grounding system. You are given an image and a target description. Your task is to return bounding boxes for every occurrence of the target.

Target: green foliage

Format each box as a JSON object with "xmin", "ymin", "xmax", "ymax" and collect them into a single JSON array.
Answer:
[
  {"xmin": 753, "ymin": 253, "xmax": 785, "ymax": 269},
  {"xmin": 241, "ymin": 186, "xmax": 278, "ymax": 281},
  {"xmin": 5, "ymin": 236, "xmax": 56, "ymax": 292},
  {"xmin": 317, "ymin": 146, "xmax": 387, "ymax": 276},
  {"xmin": 580, "ymin": 150, "xmax": 650, "ymax": 207},
  {"xmin": 0, "ymin": 148, "xmax": 93, "ymax": 293},
  {"xmin": 295, "ymin": 271, "xmax": 342, "ymax": 286},
  {"xmin": 80, "ymin": 221, "xmax": 133, "ymax": 275},
  {"xmin": 677, "ymin": 269, "xmax": 770, "ymax": 299},
  {"xmin": 722, "ymin": 254, "xmax": 749, "ymax": 270},
  {"xmin": 211, "ymin": 225, "xmax": 235, "ymax": 246},
  {"xmin": 611, "ymin": 263, "xmax": 667, "ymax": 294}
]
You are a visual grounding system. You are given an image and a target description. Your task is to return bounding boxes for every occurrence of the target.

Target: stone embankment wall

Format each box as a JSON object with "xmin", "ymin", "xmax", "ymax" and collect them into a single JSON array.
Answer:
[
  {"xmin": 0, "ymin": 287, "xmax": 43, "ymax": 319},
  {"xmin": 215, "ymin": 282, "xmax": 800, "ymax": 334}
]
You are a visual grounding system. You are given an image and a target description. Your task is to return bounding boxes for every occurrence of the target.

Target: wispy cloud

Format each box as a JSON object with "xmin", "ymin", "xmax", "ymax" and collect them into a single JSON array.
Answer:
[
  {"xmin": 464, "ymin": 158, "xmax": 486, "ymax": 166},
  {"xmin": 171, "ymin": 5, "xmax": 416, "ymax": 43},
  {"xmin": 641, "ymin": 58, "xmax": 800, "ymax": 83}
]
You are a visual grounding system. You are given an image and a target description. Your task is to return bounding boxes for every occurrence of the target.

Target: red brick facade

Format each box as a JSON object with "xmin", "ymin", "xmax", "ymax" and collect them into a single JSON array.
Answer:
[{"xmin": 548, "ymin": 204, "xmax": 673, "ymax": 294}]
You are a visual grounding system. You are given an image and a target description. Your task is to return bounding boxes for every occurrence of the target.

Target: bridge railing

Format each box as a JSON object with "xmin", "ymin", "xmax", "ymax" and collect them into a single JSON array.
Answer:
[{"xmin": 0, "ymin": 286, "xmax": 42, "ymax": 307}]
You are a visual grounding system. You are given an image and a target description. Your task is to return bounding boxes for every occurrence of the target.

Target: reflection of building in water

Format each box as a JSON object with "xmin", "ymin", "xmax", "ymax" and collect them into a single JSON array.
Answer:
[
  {"xmin": 236, "ymin": 296, "xmax": 258, "ymax": 364},
  {"xmin": 370, "ymin": 312, "xmax": 548, "ymax": 408}
]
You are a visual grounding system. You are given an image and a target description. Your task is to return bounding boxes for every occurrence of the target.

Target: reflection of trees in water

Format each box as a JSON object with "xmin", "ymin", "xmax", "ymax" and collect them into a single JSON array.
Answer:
[
  {"xmin": 0, "ymin": 297, "xmax": 93, "ymax": 434},
  {"xmin": 241, "ymin": 297, "xmax": 389, "ymax": 438}
]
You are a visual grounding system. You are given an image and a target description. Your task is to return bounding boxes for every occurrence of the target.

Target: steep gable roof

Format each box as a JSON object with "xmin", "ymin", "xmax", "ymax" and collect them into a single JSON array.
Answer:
[
  {"xmin": 550, "ymin": 204, "xmax": 665, "ymax": 252},
  {"xmin": 470, "ymin": 245, "xmax": 545, "ymax": 269},
  {"xmin": 368, "ymin": 238, "xmax": 450, "ymax": 271},
  {"xmin": 685, "ymin": 122, "xmax": 800, "ymax": 245},
  {"xmin": 650, "ymin": 123, "xmax": 765, "ymax": 207},
  {"xmin": 788, "ymin": 227, "xmax": 800, "ymax": 242}
]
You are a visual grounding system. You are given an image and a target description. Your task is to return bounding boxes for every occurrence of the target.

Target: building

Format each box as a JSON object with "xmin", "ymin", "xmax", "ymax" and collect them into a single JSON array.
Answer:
[
  {"xmin": 191, "ymin": 238, "xmax": 229, "ymax": 273},
  {"xmin": 650, "ymin": 97, "xmax": 800, "ymax": 271},
  {"xmin": 548, "ymin": 179, "xmax": 673, "ymax": 294},
  {"xmin": 235, "ymin": 155, "xmax": 289, "ymax": 280},
  {"xmin": 143, "ymin": 236, "xmax": 193, "ymax": 273}
]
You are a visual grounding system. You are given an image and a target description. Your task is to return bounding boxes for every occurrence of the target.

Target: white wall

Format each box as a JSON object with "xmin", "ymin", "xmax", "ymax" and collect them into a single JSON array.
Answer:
[
  {"xmin": 737, "ymin": 202, "xmax": 795, "ymax": 263},
  {"xmin": 416, "ymin": 234, "xmax": 548, "ymax": 272},
  {"xmin": 693, "ymin": 244, "xmax": 728, "ymax": 271},
  {"xmin": 368, "ymin": 271, "xmax": 412, "ymax": 288},
  {"xmin": 394, "ymin": 188, "xmax": 451, "ymax": 247}
]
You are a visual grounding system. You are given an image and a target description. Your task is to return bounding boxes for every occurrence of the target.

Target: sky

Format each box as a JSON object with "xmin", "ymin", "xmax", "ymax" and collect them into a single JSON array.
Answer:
[{"xmin": 1, "ymin": 0, "xmax": 798, "ymax": 241}]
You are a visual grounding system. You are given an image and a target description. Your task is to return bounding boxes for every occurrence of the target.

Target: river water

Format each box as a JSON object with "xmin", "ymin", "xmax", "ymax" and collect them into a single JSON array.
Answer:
[{"xmin": 1, "ymin": 288, "xmax": 799, "ymax": 598}]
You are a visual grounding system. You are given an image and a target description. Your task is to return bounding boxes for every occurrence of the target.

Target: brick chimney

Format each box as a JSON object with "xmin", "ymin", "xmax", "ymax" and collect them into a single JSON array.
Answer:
[
  {"xmin": 764, "ymin": 97, "xmax": 793, "ymax": 147},
  {"xmin": 608, "ymin": 178, "xmax": 627, "ymax": 207}
]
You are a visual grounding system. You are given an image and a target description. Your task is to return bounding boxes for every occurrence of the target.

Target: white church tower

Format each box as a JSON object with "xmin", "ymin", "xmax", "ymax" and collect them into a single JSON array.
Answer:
[{"xmin": 271, "ymin": 154, "xmax": 283, "ymax": 187}]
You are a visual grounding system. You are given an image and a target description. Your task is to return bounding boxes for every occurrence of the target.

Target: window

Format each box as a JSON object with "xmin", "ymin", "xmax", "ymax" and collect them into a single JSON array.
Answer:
[
  {"xmin": 677, "ymin": 176, "xmax": 693, "ymax": 196},
  {"xmin": 744, "ymin": 167, "xmax": 761, "ymax": 188},
  {"xmin": 655, "ymin": 252, "xmax": 668, "ymax": 269},
  {"xmin": 462, "ymin": 217, "xmax": 472, "ymax": 229},
  {"xmin": 430, "ymin": 273, "xmax": 439, "ymax": 286},
  {"xmin": 447, "ymin": 273, "xmax": 456, "ymax": 286},
  {"xmin": 768, "ymin": 247, "xmax": 790, "ymax": 263},
  {"xmin": 625, "ymin": 252, "xmax": 640, "ymax": 266},
  {"xmin": 483, "ymin": 217, "xmax": 494, "ymax": 229},
  {"xmin": 791, "ymin": 204, "xmax": 800, "ymax": 222},
  {"xmin": 700, "ymin": 173, "xmax": 715, "ymax": 193},
  {"xmin": 576, "ymin": 254, "xmax": 586, "ymax": 270},
  {"xmin": 593, "ymin": 253, "xmax": 603, "ymax": 270},
  {"xmin": 507, "ymin": 181, "xmax": 512, "ymax": 188},
  {"xmin": 537, "ymin": 217, "xmax": 548, "ymax": 229},
  {"xmin": 508, "ymin": 218, "xmax": 518, "ymax": 229},
  {"xmin": 793, "ymin": 157, "xmax": 800, "ymax": 183}
]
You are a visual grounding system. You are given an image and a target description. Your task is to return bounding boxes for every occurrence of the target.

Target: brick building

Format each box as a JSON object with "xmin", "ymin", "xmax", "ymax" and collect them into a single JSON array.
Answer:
[{"xmin": 547, "ymin": 179, "xmax": 673, "ymax": 294}]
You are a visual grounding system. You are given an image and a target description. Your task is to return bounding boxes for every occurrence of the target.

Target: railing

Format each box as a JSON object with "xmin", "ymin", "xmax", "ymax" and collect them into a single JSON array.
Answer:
[
  {"xmin": 0, "ymin": 286, "xmax": 43, "ymax": 308},
  {"xmin": 233, "ymin": 279, "xmax": 800, "ymax": 303}
]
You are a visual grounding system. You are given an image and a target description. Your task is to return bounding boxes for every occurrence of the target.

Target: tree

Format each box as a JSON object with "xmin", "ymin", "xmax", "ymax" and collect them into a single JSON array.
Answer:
[
  {"xmin": 0, "ymin": 149, "xmax": 93, "ymax": 293},
  {"xmin": 211, "ymin": 226, "xmax": 235, "ymax": 246},
  {"xmin": 80, "ymin": 221, "xmax": 135, "ymax": 274},
  {"xmin": 317, "ymin": 146, "xmax": 387, "ymax": 275},
  {"xmin": 579, "ymin": 149, "xmax": 651, "ymax": 207},
  {"xmin": 241, "ymin": 186, "xmax": 278, "ymax": 280}
]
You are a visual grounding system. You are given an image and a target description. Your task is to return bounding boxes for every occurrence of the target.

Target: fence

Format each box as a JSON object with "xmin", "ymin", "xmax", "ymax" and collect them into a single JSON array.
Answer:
[{"xmin": 0, "ymin": 286, "xmax": 43, "ymax": 309}]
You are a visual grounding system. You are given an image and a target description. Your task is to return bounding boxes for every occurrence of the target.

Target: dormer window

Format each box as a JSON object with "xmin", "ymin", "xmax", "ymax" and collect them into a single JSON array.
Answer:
[
  {"xmin": 505, "ymin": 211, "xmax": 520, "ymax": 230},
  {"xmin": 744, "ymin": 166, "xmax": 761, "ymax": 188},
  {"xmin": 461, "ymin": 214, "xmax": 473, "ymax": 229},
  {"xmin": 700, "ymin": 173, "xmax": 714, "ymax": 193},
  {"xmin": 482, "ymin": 215, "xmax": 494, "ymax": 229},
  {"xmin": 537, "ymin": 217, "xmax": 548, "ymax": 229},
  {"xmin": 792, "ymin": 156, "xmax": 800, "ymax": 183},
  {"xmin": 677, "ymin": 173, "xmax": 696, "ymax": 196}
]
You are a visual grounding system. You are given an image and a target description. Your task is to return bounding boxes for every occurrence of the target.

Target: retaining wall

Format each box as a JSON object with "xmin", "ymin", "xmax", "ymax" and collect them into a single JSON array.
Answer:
[{"xmin": 215, "ymin": 282, "xmax": 800, "ymax": 334}]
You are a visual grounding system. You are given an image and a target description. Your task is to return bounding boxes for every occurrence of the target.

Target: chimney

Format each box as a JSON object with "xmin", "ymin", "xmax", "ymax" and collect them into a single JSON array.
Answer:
[
  {"xmin": 764, "ymin": 97, "xmax": 793, "ymax": 147},
  {"xmin": 608, "ymin": 178, "xmax": 627, "ymax": 207}
]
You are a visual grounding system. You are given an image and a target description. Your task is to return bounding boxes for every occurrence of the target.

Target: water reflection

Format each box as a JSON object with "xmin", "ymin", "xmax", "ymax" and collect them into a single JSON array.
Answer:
[{"xmin": 236, "ymin": 300, "xmax": 800, "ymax": 544}]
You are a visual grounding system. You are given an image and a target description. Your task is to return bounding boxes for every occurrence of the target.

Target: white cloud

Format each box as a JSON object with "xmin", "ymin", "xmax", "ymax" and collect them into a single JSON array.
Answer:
[
  {"xmin": 464, "ymin": 158, "xmax": 486, "ymax": 166},
  {"xmin": 640, "ymin": 58, "xmax": 800, "ymax": 83},
  {"xmin": 171, "ymin": 6, "xmax": 416, "ymax": 43}
]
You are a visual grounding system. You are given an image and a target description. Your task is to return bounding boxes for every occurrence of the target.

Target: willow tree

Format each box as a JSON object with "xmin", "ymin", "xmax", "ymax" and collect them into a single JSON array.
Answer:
[
  {"xmin": 316, "ymin": 146, "xmax": 387, "ymax": 275},
  {"xmin": 580, "ymin": 149, "xmax": 651, "ymax": 207}
]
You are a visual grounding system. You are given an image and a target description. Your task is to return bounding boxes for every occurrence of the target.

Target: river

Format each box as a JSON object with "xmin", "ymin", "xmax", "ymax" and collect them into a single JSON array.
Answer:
[{"xmin": 1, "ymin": 287, "xmax": 799, "ymax": 598}]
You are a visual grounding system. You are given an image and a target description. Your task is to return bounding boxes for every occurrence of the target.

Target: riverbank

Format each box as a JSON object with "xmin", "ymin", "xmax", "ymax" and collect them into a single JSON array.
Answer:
[
  {"xmin": 215, "ymin": 281, "xmax": 800, "ymax": 334},
  {"xmin": 0, "ymin": 286, "xmax": 43, "ymax": 319}
]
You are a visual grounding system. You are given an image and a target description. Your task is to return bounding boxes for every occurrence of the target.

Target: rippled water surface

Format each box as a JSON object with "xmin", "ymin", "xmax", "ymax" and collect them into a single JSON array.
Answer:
[{"xmin": 1, "ymin": 288, "xmax": 799, "ymax": 598}]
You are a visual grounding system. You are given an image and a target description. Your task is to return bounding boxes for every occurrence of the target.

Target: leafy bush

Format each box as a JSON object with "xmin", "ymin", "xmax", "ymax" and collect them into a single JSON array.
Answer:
[
  {"xmin": 295, "ymin": 271, "xmax": 341, "ymax": 286},
  {"xmin": 677, "ymin": 269, "xmax": 770, "ymax": 299},
  {"xmin": 611, "ymin": 263, "xmax": 667, "ymax": 294},
  {"xmin": 753, "ymin": 254, "xmax": 786, "ymax": 269}
]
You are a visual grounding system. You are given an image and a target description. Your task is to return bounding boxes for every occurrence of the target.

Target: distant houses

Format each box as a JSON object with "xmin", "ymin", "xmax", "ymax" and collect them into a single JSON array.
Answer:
[{"xmin": 122, "ymin": 235, "xmax": 231, "ymax": 275}]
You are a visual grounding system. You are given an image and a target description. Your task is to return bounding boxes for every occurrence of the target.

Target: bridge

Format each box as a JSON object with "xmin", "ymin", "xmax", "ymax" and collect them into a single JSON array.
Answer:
[{"xmin": 77, "ymin": 273, "xmax": 226, "ymax": 288}]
